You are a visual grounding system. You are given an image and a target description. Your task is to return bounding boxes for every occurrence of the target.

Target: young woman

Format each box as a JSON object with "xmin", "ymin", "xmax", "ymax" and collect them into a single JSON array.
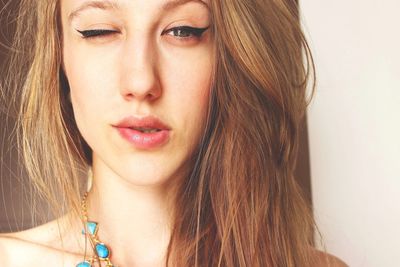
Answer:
[{"xmin": 0, "ymin": 0, "xmax": 347, "ymax": 266}]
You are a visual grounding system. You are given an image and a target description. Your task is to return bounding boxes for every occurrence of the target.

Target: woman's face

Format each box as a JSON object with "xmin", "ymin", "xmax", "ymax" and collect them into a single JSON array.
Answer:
[{"xmin": 61, "ymin": 0, "xmax": 213, "ymax": 187}]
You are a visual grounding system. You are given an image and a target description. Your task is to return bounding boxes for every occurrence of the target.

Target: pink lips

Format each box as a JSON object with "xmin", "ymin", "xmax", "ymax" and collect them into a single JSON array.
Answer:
[{"xmin": 112, "ymin": 116, "xmax": 171, "ymax": 149}]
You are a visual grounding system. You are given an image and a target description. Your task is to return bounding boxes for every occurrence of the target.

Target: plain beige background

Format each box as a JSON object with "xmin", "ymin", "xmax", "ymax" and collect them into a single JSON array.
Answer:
[{"xmin": 302, "ymin": 0, "xmax": 400, "ymax": 266}]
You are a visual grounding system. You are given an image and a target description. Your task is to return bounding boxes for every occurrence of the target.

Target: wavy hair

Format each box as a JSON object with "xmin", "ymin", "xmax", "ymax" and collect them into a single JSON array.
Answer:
[{"xmin": 2, "ymin": 0, "xmax": 317, "ymax": 266}]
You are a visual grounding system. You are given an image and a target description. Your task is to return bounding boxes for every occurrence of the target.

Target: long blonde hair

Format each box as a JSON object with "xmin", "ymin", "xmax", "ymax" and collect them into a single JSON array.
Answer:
[{"xmin": 2, "ymin": 0, "xmax": 317, "ymax": 266}]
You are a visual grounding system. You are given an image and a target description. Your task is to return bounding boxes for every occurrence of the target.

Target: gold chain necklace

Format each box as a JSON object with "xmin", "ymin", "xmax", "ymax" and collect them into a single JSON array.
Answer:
[{"xmin": 76, "ymin": 191, "xmax": 115, "ymax": 267}]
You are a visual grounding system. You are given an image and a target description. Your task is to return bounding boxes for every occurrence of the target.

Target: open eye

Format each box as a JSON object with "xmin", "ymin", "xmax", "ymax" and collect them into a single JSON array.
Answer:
[
  {"xmin": 77, "ymin": 29, "xmax": 119, "ymax": 39},
  {"xmin": 162, "ymin": 26, "xmax": 209, "ymax": 39}
]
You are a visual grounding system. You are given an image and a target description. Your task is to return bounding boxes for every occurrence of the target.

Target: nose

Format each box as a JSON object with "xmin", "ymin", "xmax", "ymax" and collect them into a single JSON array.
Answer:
[{"xmin": 119, "ymin": 36, "xmax": 161, "ymax": 102}]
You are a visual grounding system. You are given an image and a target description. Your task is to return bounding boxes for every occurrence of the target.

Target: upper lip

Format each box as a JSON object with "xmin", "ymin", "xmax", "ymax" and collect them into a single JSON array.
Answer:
[{"xmin": 113, "ymin": 115, "xmax": 171, "ymax": 130}]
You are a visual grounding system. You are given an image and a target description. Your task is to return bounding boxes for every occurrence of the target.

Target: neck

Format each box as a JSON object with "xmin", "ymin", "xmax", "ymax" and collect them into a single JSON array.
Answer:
[{"xmin": 84, "ymin": 162, "xmax": 179, "ymax": 267}]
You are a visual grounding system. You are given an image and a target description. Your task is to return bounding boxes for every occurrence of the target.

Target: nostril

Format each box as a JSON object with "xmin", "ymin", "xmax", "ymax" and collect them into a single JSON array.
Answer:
[
  {"xmin": 121, "ymin": 87, "xmax": 161, "ymax": 102},
  {"xmin": 120, "ymin": 75, "xmax": 162, "ymax": 101},
  {"xmin": 119, "ymin": 61, "xmax": 161, "ymax": 101}
]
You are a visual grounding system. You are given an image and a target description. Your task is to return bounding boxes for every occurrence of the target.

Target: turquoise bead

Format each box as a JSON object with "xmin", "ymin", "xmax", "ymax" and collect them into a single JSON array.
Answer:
[
  {"xmin": 76, "ymin": 261, "xmax": 91, "ymax": 267},
  {"xmin": 95, "ymin": 243, "xmax": 110, "ymax": 258},
  {"xmin": 86, "ymin": 221, "xmax": 98, "ymax": 235}
]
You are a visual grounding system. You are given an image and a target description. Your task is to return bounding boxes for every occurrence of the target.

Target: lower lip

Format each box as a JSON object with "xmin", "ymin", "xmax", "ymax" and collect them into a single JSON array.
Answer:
[{"xmin": 114, "ymin": 127, "xmax": 170, "ymax": 149}]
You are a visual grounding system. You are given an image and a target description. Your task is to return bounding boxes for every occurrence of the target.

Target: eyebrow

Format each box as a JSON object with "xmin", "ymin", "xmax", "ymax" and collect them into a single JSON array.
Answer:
[
  {"xmin": 68, "ymin": 0, "xmax": 120, "ymax": 23},
  {"xmin": 68, "ymin": 0, "xmax": 209, "ymax": 23},
  {"xmin": 162, "ymin": 0, "xmax": 209, "ymax": 11}
]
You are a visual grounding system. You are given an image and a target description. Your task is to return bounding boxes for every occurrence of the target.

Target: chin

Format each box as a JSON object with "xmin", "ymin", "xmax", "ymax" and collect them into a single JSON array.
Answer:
[{"xmin": 115, "ymin": 158, "xmax": 188, "ymax": 189}]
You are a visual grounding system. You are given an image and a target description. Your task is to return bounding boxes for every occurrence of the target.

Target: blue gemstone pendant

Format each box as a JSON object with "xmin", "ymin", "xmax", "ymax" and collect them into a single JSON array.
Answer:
[
  {"xmin": 80, "ymin": 192, "xmax": 114, "ymax": 266},
  {"xmin": 95, "ymin": 243, "xmax": 110, "ymax": 259},
  {"xmin": 86, "ymin": 221, "xmax": 98, "ymax": 235},
  {"xmin": 76, "ymin": 261, "xmax": 91, "ymax": 267}
]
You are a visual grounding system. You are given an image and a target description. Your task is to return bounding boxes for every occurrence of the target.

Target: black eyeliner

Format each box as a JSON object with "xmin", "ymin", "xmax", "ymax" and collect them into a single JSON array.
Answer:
[
  {"xmin": 178, "ymin": 26, "xmax": 210, "ymax": 37},
  {"xmin": 77, "ymin": 29, "xmax": 118, "ymax": 38},
  {"xmin": 161, "ymin": 26, "xmax": 210, "ymax": 37}
]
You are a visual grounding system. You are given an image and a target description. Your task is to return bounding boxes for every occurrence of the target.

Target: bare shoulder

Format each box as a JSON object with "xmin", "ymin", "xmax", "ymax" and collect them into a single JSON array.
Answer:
[
  {"xmin": 311, "ymin": 248, "xmax": 349, "ymax": 267},
  {"xmin": 1, "ymin": 216, "xmax": 65, "ymax": 243},
  {"xmin": 0, "ymin": 215, "xmax": 84, "ymax": 267},
  {"xmin": 0, "ymin": 231, "xmax": 44, "ymax": 267}
]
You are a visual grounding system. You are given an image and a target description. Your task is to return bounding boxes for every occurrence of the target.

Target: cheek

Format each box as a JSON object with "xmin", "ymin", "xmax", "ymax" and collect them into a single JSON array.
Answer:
[
  {"xmin": 63, "ymin": 49, "xmax": 114, "ymax": 125},
  {"xmin": 66, "ymin": 65, "xmax": 95, "ymax": 127},
  {"xmin": 63, "ymin": 61, "xmax": 104, "ymax": 149},
  {"xmin": 165, "ymin": 50, "xmax": 213, "ymax": 116},
  {"xmin": 165, "ymin": 53, "xmax": 213, "ymax": 146}
]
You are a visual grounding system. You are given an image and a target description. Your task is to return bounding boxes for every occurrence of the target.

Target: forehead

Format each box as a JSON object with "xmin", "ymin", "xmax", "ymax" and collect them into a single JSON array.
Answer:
[
  {"xmin": 62, "ymin": 0, "xmax": 210, "ymax": 22},
  {"xmin": 62, "ymin": 0, "xmax": 210, "ymax": 11}
]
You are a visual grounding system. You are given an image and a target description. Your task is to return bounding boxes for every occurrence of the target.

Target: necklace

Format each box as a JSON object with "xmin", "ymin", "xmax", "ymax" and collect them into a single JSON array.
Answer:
[{"xmin": 76, "ymin": 191, "xmax": 115, "ymax": 267}]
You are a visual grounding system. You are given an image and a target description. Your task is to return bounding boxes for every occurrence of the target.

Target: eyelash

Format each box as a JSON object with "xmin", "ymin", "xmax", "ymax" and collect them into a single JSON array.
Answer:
[
  {"xmin": 162, "ymin": 26, "xmax": 210, "ymax": 39},
  {"xmin": 77, "ymin": 26, "xmax": 209, "ymax": 40},
  {"xmin": 77, "ymin": 29, "xmax": 117, "ymax": 38}
]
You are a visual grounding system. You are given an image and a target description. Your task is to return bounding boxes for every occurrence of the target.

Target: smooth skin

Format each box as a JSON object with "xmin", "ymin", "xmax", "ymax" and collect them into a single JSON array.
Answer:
[{"xmin": 0, "ymin": 0, "xmax": 348, "ymax": 266}]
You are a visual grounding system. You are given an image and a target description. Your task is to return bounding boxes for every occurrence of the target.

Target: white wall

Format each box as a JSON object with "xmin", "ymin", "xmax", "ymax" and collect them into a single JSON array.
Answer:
[{"xmin": 301, "ymin": 1, "xmax": 400, "ymax": 266}]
